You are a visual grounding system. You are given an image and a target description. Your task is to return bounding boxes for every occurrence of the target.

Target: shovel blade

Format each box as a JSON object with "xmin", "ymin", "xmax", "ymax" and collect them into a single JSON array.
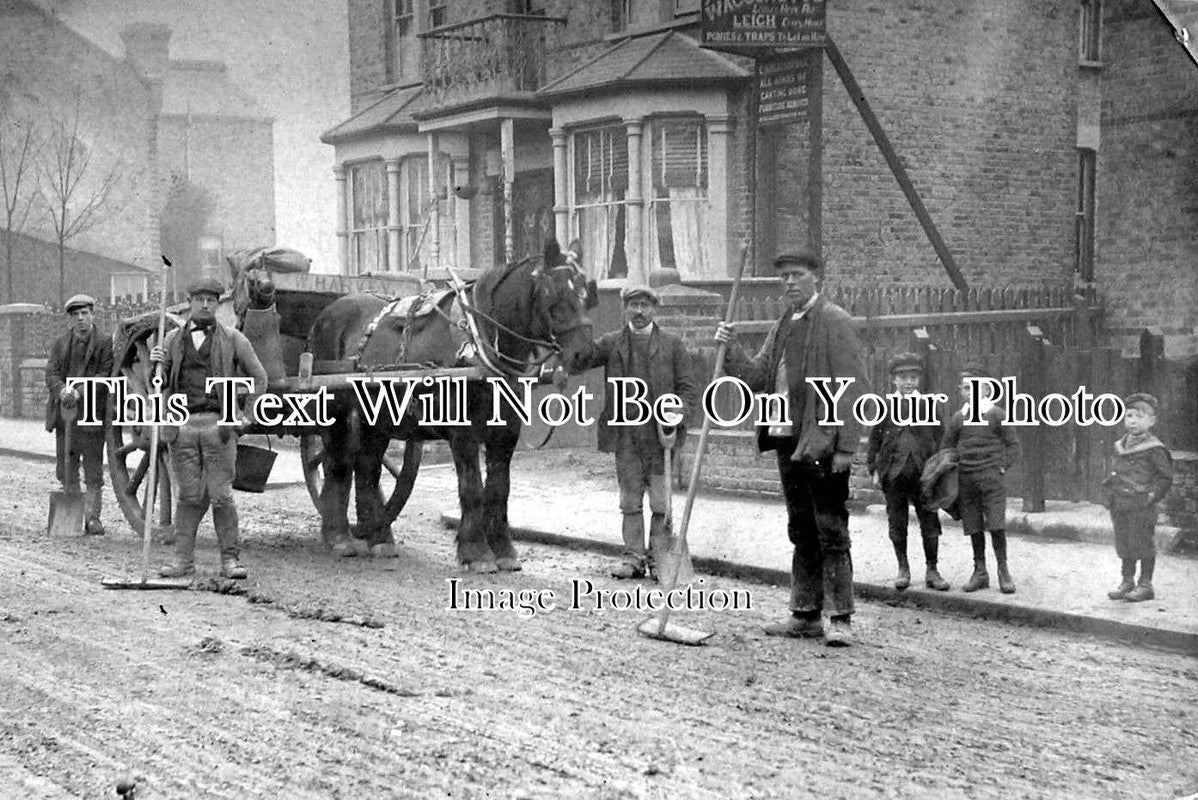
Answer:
[
  {"xmin": 654, "ymin": 539, "xmax": 695, "ymax": 590},
  {"xmin": 47, "ymin": 492, "xmax": 85, "ymax": 536},
  {"xmin": 637, "ymin": 615, "xmax": 715, "ymax": 645}
]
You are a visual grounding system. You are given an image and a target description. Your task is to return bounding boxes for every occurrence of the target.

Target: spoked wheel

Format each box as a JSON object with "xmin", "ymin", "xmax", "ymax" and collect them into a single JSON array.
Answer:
[
  {"xmin": 299, "ymin": 434, "xmax": 423, "ymax": 530},
  {"xmin": 107, "ymin": 421, "xmax": 173, "ymax": 536}
]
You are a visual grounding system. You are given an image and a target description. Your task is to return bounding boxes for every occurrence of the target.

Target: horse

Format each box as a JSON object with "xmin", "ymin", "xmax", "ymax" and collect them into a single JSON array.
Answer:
[{"xmin": 307, "ymin": 245, "xmax": 596, "ymax": 572}]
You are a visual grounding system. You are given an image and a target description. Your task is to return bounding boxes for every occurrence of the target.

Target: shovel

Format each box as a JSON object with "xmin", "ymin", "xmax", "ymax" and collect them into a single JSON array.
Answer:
[
  {"xmin": 47, "ymin": 399, "xmax": 85, "ymax": 536},
  {"xmin": 637, "ymin": 243, "xmax": 751, "ymax": 646},
  {"xmin": 102, "ymin": 256, "xmax": 190, "ymax": 591}
]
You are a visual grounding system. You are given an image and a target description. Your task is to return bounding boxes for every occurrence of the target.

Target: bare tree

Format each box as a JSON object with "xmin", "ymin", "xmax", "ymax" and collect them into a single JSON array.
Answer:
[
  {"xmin": 0, "ymin": 113, "xmax": 41, "ymax": 304},
  {"xmin": 37, "ymin": 107, "xmax": 119, "ymax": 306}
]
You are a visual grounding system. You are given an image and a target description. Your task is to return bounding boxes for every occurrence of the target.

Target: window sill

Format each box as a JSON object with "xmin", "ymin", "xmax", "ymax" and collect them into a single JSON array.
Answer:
[
  {"xmin": 1078, "ymin": 59, "xmax": 1104, "ymax": 70},
  {"xmin": 604, "ymin": 13, "xmax": 699, "ymax": 43}
]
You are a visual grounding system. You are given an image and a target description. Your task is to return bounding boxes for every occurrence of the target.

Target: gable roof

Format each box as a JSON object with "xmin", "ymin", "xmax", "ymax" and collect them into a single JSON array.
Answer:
[
  {"xmin": 538, "ymin": 31, "xmax": 749, "ymax": 100},
  {"xmin": 162, "ymin": 59, "xmax": 272, "ymax": 121},
  {"xmin": 320, "ymin": 84, "xmax": 424, "ymax": 144}
]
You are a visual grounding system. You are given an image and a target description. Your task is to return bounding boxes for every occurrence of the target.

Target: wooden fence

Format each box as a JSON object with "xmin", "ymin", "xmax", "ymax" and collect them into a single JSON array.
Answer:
[{"xmin": 711, "ymin": 281, "xmax": 1195, "ymax": 506}]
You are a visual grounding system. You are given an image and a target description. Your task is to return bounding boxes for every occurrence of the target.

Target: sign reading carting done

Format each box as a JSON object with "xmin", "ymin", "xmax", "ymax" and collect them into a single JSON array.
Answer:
[
  {"xmin": 701, "ymin": 0, "xmax": 827, "ymax": 49},
  {"xmin": 757, "ymin": 52, "xmax": 810, "ymax": 126}
]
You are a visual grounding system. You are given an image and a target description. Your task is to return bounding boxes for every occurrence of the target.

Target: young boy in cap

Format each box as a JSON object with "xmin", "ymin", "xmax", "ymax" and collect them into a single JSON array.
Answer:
[
  {"xmin": 573, "ymin": 284, "xmax": 697, "ymax": 579},
  {"xmin": 1103, "ymin": 393, "xmax": 1173, "ymax": 602},
  {"xmin": 940, "ymin": 359, "xmax": 1021, "ymax": 593},
  {"xmin": 45, "ymin": 294, "xmax": 114, "ymax": 535},
  {"xmin": 149, "ymin": 277, "xmax": 268, "ymax": 579},
  {"xmin": 866, "ymin": 352, "xmax": 949, "ymax": 590}
]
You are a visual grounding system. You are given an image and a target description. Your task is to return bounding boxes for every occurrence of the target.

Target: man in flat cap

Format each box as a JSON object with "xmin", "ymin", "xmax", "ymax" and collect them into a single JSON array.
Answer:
[
  {"xmin": 574, "ymin": 283, "xmax": 697, "ymax": 579},
  {"xmin": 45, "ymin": 293, "xmax": 114, "ymax": 535},
  {"xmin": 715, "ymin": 250, "xmax": 866, "ymax": 646},
  {"xmin": 149, "ymin": 277, "xmax": 268, "ymax": 579}
]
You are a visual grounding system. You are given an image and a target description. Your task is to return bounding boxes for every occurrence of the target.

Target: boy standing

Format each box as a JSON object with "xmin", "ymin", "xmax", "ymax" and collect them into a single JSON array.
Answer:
[
  {"xmin": 940, "ymin": 360, "xmax": 1021, "ymax": 594},
  {"xmin": 1104, "ymin": 393, "xmax": 1173, "ymax": 602},
  {"xmin": 866, "ymin": 353, "xmax": 949, "ymax": 591}
]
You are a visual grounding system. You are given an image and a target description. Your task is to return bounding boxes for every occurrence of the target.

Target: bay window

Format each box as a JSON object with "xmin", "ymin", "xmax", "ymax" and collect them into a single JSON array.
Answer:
[
  {"xmin": 348, "ymin": 160, "xmax": 388, "ymax": 275},
  {"xmin": 572, "ymin": 125, "xmax": 629, "ymax": 279},
  {"xmin": 647, "ymin": 117, "xmax": 709, "ymax": 278}
]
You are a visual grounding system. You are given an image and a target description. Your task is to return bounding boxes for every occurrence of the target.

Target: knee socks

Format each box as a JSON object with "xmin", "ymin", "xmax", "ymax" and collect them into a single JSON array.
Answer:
[
  {"xmin": 970, "ymin": 532, "xmax": 986, "ymax": 563},
  {"xmin": 1121, "ymin": 559, "xmax": 1136, "ymax": 581},
  {"xmin": 1139, "ymin": 557, "xmax": 1156, "ymax": 584},
  {"xmin": 990, "ymin": 530, "xmax": 1008, "ymax": 564}
]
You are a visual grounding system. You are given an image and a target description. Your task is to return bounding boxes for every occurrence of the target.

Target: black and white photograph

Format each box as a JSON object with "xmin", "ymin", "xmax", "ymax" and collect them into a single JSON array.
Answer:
[{"xmin": 1, "ymin": 0, "xmax": 1196, "ymax": 796}]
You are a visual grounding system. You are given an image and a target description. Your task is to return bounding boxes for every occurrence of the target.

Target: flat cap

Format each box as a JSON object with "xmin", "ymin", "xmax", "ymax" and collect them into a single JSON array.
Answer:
[
  {"xmin": 887, "ymin": 352, "xmax": 925, "ymax": 375},
  {"xmin": 774, "ymin": 250, "xmax": 824, "ymax": 273},
  {"xmin": 64, "ymin": 294, "xmax": 97, "ymax": 313},
  {"xmin": 620, "ymin": 285, "xmax": 660, "ymax": 304},
  {"xmin": 186, "ymin": 277, "xmax": 224, "ymax": 298},
  {"xmin": 960, "ymin": 358, "xmax": 991, "ymax": 379},
  {"xmin": 1124, "ymin": 392, "xmax": 1159, "ymax": 413}
]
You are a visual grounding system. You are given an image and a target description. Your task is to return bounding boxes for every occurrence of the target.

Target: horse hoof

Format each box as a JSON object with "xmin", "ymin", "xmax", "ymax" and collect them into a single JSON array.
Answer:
[
  {"xmin": 330, "ymin": 541, "xmax": 358, "ymax": 558},
  {"xmin": 371, "ymin": 543, "xmax": 398, "ymax": 559},
  {"xmin": 464, "ymin": 561, "xmax": 498, "ymax": 574},
  {"xmin": 496, "ymin": 557, "xmax": 522, "ymax": 572}
]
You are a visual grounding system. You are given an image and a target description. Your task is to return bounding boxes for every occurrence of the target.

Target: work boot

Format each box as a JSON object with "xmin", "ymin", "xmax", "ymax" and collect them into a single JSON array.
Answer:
[
  {"xmin": 893, "ymin": 549, "xmax": 911, "ymax": 590},
  {"xmin": 220, "ymin": 558, "xmax": 248, "ymax": 580},
  {"xmin": 996, "ymin": 560, "xmax": 1016, "ymax": 594},
  {"xmin": 83, "ymin": 489, "xmax": 105, "ymax": 536},
  {"xmin": 212, "ymin": 502, "xmax": 241, "ymax": 565},
  {"xmin": 764, "ymin": 614, "xmax": 824, "ymax": 639},
  {"xmin": 925, "ymin": 565, "xmax": 950, "ymax": 591},
  {"xmin": 159, "ymin": 502, "xmax": 202, "ymax": 579},
  {"xmin": 1107, "ymin": 579, "xmax": 1136, "ymax": 600},
  {"xmin": 823, "ymin": 615, "xmax": 854, "ymax": 647},
  {"xmin": 612, "ymin": 513, "xmax": 646, "ymax": 579},
  {"xmin": 1124, "ymin": 582, "xmax": 1155, "ymax": 602},
  {"xmin": 647, "ymin": 513, "xmax": 673, "ymax": 581},
  {"xmin": 962, "ymin": 560, "xmax": 990, "ymax": 592}
]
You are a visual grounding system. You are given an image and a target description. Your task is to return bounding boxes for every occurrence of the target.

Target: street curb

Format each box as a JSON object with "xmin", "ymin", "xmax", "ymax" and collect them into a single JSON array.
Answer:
[{"xmin": 441, "ymin": 511, "xmax": 1198, "ymax": 658}]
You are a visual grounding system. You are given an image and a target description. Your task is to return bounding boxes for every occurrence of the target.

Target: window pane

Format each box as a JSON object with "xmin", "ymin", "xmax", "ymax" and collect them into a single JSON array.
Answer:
[
  {"xmin": 652, "ymin": 119, "xmax": 707, "ymax": 190},
  {"xmin": 572, "ymin": 125, "xmax": 628, "ymax": 204}
]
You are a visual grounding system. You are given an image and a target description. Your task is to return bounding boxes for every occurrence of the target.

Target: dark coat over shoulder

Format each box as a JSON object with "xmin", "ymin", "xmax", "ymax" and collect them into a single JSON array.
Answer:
[{"xmin": 45, "ymin": 328, "xmax": 114, "ymax": 432}]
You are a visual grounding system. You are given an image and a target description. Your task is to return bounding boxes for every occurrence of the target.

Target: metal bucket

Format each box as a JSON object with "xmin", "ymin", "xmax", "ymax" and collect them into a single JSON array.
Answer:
[{"xmin": 233, "ymin": 440, "xmax": 277, "ymax": 493}]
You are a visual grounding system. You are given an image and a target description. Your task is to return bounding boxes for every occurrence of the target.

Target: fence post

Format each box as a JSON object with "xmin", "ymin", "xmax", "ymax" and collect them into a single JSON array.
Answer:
[{"xmin": 1021, "ymin": 324, "xmax": 1047, "ymax": 512}]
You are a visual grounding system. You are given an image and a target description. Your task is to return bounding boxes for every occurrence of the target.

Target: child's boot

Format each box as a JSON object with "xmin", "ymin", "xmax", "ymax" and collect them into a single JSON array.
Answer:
[
  {"xmin": 991, "ymin": 530, "xmax": 1015, "ymax": 594},
  {"xmin": 962, "ymin": 559, "xmax": 989, "ymax": 592},
  {"xmin": 1124, "ymin": 581, "xmax": 1154, "ymax": 602},
  {"xmin": 893, "ymin": 545, "xmax": 911, "ymax": 590},
  {"xmin": 1108, "ymin": 559, "xmax": 1137, "ymax": 600}
]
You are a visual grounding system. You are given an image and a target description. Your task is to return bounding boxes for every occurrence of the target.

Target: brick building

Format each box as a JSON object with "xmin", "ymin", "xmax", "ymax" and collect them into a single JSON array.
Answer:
[
  {"xmin": 0, "ymin": 1, "xmax": 275, "ymax": 305},
  {"xmin": 322, "ymin": 0, "xmax": 1196, "ymax": 356}
]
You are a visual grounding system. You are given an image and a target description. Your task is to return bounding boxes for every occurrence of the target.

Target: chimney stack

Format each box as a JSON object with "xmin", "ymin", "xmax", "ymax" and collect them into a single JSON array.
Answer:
[{"xmin": 119, "ymin": 22, "xmax": 172, "ymax": 85}]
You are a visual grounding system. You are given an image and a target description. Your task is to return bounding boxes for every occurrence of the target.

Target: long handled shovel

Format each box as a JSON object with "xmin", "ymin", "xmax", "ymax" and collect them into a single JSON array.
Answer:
[
  {"xmin": 102, "ymin": 257, "xmax": 189, "ymax": 591},
  {"xmin": 47, "ymin": 401, "xmax": 85, "ymax": 536},
  {"xmin": 637, "ymin": 243, "xmax": 752, "ymax": 646}
]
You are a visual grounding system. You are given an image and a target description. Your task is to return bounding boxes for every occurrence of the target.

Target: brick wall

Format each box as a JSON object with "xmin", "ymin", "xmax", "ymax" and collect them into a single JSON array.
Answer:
[
  {"xmin": 1097, "ymin": 2, "xmax": 1198, "ymax": 359},
  {"xmin": 811, "ymin": 1, "xmax": 1078, "ymax": 286},
  {"xmin": 0, "ymin": 2, "xmax": 157, "ymax": 284}
]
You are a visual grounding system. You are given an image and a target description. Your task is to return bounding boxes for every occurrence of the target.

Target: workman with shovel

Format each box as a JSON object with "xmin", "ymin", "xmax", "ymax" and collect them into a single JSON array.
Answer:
[
  {"xmin": 574, "ymin": 284, "xmax": 698, "ymax": 580},
  {"xmin": 46, "ymin": 294, "xmax": 114, "ymax": 536},
  {"xmin": 149, "ymin": 277, "xmax": 267, "ymax": 580},
  {"xmin": 715, "ymin": 251, "xmax": 866, "ymax": 647}
]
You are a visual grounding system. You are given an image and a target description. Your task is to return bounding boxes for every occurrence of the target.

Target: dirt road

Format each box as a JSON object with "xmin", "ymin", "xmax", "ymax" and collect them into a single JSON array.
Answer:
[{"xmin": 1, "ymin": 451, "xmax": 1195, "ymax": 799}]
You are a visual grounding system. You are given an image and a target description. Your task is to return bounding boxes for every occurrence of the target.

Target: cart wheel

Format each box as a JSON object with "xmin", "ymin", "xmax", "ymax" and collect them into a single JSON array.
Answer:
[
  {"xmin": 300, "ymin": 434, "xmax": 422, "ymax": 528},
  {"xmin": 107, "ymin": 421, "xmax": 173, "ymax": 536}
]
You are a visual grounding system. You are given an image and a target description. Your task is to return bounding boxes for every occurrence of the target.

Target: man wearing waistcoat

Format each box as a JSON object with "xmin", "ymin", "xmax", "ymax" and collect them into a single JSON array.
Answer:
[
  {"xmin": 150, "ymin": 278, "xmax": 268, "ymax": 579},
  {"xmin": 715, "ymin": 251, "xmax": 866, "ymax": 646},
  {"xmin": 45, "ymin": 294, "xmax": 114, "ymax": 535},
  {"xmin": 574, "ymin": 285, "xmax": 698, "ymax": 579}
]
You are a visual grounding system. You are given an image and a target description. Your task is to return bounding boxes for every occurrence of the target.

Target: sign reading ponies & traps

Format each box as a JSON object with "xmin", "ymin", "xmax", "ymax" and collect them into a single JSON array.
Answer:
[{"xmin": 701, "ymin": 0, "xmax": 827, "ymax": 49}]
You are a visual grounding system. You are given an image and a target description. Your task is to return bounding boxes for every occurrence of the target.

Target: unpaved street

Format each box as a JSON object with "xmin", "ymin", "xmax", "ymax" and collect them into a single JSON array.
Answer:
[{"xmin": 1, "ymin": 450, "xmax": 1195, "ymax": 799}]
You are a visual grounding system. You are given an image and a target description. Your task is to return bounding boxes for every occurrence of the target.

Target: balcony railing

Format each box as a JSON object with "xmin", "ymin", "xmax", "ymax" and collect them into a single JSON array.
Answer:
[{"xmin": 418, "ymin": 14, "xmax": 567, "ymax": 109}]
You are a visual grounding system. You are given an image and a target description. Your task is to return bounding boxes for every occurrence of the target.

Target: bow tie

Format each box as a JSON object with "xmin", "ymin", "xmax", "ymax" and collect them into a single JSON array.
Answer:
[{"xmin": 191, "ymin": 319, "xmax": 214, "ymax": 332}]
